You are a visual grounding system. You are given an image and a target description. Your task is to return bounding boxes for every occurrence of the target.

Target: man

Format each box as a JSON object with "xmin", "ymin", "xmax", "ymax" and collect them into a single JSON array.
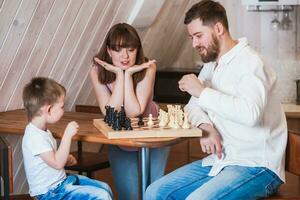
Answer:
[{"xmin": 145, "ymin": 1, "xmax": 287, "ymax": 199}]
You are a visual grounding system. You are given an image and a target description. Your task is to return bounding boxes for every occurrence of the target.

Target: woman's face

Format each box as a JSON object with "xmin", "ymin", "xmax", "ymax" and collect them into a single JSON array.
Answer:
[{"xmin": 108, "ymin": 47, "xmax": 137, "ymax": 70}]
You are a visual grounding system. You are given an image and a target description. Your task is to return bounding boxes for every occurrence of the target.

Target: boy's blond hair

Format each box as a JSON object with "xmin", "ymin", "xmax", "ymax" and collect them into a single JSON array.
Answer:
[{"xmin": 22, "ymin": 77, "xmax": 66, "ymax": 121}]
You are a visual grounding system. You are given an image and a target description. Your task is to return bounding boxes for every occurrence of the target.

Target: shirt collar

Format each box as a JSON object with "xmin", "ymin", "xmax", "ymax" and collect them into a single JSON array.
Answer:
[
  {"xmin": 28, "ymin": 123, "xmax": 51, "ymax": 136},
  {"xmin": 219, "ymin": 37, "xmax": 248, "ymax": 65}
]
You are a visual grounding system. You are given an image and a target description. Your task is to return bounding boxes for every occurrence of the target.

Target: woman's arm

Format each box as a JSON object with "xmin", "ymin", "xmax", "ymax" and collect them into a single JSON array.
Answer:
[
  {"xmin": 124, "ymin": 62, "xmax": 156, "ymax": 117},
  {"xmin": 89, "ymin": 62, "xmax": 124, "ymax": 114}
]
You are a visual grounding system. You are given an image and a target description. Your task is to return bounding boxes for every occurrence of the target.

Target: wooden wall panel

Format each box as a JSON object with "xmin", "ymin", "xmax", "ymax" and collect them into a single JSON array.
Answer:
[
  {"xmin": 0, "ymin": 0, "xmax": 39, "ymax": 87},
  {"xmin": 0, "ymin": 0, "xmax": 21, "ymax": 49},
  {"xmin": 2, "ymin": 0, "xmax": 56, "ymax": 111}
]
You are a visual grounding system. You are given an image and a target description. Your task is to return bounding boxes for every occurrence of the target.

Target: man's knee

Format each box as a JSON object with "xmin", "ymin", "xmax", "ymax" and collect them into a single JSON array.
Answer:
[
  {"xmin": 145, "ymin": 182, "xmax": 164, "ymax": 200},
  {"xmin": 91, "ymin": 189, "xmax": 112, "ymax": 200}
]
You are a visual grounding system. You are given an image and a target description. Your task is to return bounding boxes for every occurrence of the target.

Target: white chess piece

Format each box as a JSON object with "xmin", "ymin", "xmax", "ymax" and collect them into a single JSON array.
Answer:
[
  {"xmin": 178, "ymin": 109, "xmax": 184, "ymax": 126},
  {"xmin": 159, "ymin": 111, "xmax": 167, "ymax": 127},
  {"xmin": 182, "ymin": 112, "xmax": 190, "ymax": 129},
  {"xmin": 168, "ymin": 114, "xmax": 175, "ymax": 128},
  {"xmin": 147, "ymin": 114, "xmax": 154, "ymax": 127},
  {"xmin": 173, "ymin": 113, "xmax": 180, "ymax": 129}
]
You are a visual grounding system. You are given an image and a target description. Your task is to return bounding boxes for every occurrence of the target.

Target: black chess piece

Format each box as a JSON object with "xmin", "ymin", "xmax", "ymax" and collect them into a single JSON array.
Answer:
[
  {"xmin": 104, "ymin": 105, "xmax": 110, "ymax": 123},
  {"xmin": 124, "ymin": 117, "xmax": 132, "ymax": 130},
  {"xmin": 138, "ymin": 116, "xmax": 144, "ymax": 127},
  {"xmin": 113, "ymin": 112, "xmax": 122, "ymax": 130},
  {"xmin": 108, "ymin": 107, "xmax": 114, "ymax": 126},
  {"xmin": 120, "ymin": 105, "xmax": 126, "ymax": 127}
]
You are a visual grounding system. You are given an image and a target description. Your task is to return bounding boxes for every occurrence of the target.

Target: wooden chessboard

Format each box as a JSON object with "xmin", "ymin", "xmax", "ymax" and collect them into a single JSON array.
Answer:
[{"xmin": 93, "ymin": 118, "xmax": 202, "ymax": 139}]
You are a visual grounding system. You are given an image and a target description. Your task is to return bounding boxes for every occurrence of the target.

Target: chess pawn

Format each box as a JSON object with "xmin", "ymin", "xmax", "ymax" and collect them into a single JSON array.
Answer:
[
  {"xmin": 158, "ymin": 109, "xmax": 164, "ymax": 121},
  {"xmin": 147, "ymin": 114, "xmax": 154, "ymax": 127},
  {"xmin": 182, "ymin": 112, "xmax": 190, "ymax": 129}
]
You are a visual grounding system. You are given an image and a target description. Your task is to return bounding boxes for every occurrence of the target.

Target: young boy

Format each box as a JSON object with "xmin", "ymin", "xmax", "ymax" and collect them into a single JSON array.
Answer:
[{"xmin": 22, "ymin": 77, "xmax": 113, "ymax": 200}]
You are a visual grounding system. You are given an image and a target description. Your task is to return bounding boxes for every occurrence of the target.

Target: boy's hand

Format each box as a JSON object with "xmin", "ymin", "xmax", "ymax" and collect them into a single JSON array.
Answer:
[
  {"xmin": 64, "ymin": 121, "xmax": 79, "ymax": 137},
  {"xmin": 65, "ymin": 154, "xmax": 77, "ymax": 166}
]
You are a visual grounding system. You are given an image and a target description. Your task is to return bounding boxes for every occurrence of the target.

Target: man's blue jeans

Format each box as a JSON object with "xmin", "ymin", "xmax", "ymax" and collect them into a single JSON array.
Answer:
[
  {"xmin": 145, "ymin": 160, "xmax": 282, "ymax": 200},
  {"xmin": 37, "ymin": 175, "xmax": 112, "ymax": 200}
]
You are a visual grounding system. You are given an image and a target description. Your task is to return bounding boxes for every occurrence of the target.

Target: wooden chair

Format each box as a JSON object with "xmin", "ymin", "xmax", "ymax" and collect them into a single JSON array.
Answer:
[
  {"xmin": 0, "ymin": 136, "xmax": 34, "ymax": 200},
  {"xmin": 64, "ymin": 105, "xmax": 110, "ymax": 178},
  {"xmin": 264, "ymin": 118, "xmax": 300, "ymax": 199}
]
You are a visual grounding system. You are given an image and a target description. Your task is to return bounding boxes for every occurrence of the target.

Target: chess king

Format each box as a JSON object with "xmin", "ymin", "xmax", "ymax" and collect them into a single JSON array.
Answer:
[{"xmin": 89, "ymin": 23, "xmax": 170, "ymax": 200}]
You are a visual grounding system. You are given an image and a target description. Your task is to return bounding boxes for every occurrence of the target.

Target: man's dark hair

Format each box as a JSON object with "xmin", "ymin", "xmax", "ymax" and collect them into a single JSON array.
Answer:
[{"xmin": 184, "ymin": 0, "xmax": 229, "ymax": 31}]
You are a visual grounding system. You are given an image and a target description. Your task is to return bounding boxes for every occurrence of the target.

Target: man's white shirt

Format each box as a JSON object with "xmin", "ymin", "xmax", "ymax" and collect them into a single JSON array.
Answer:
[{"xmin": 184, "ymin": 38, "xmax": 287, "ymax": 181}]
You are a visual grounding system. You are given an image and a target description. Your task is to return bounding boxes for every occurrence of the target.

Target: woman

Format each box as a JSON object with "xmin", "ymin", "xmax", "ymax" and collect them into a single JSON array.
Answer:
[{"xmin": 90, "ymin": 23, "xmax": 170, "ymax": 200}]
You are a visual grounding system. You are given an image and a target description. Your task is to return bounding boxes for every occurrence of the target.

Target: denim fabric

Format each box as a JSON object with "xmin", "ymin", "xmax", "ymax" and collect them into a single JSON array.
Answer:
[
  {"xmin": 37, "ymin": 175, "xmax": 112, "ymax": 200},
  {"xmin": 145, "ymin": 160, "xmax": 282, "ymax": 200},
  {"xmin": 108, "ymin": 145, "xmax": 170, "ymax": 200}
]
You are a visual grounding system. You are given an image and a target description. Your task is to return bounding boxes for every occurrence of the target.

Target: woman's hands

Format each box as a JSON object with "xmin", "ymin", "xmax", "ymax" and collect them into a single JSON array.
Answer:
[
  {"xmin": 125, "ymin": 59, "xmax": 156, "ymax": 75},
  {"xmin": 93, "ymin": 57, "xmax": 156, "ymax": 76},
  {"xmin": 94, "ymin": 57, "xmax": 123, "ymax": 74}
]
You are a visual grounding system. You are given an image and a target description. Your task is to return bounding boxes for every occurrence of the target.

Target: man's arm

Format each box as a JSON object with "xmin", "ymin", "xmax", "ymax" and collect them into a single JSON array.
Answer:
[{"xmin": 179, "ymin": 63, "xmax": 273, "ymax": 126}]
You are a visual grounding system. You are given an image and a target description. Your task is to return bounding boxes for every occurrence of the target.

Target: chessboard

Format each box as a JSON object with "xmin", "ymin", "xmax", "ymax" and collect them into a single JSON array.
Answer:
[{"xmin": 93, "ymin": 117, "xmax": 202, "ymax": 139}]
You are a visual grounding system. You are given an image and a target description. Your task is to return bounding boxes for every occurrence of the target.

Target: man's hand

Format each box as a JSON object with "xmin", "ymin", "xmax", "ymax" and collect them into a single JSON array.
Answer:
[
  {"xmin": 125, "ymin": 60, "xmax": 156, "ymax": 75},
  {"xmin": 178, "ymin": 74, "xmax": 205, "ymax": 98},
  {"xmin": 64, "ymin": 121, "xmax": 79, "ymax": 138},
  {"xmin": 198, "ymin": 124, "xmax": 222, "ymax": 159},
  {"xmin": 65, "ymin": 154, "xmax": 77, "ymax": 166},
  {"xmin": 94, "ymin": 57, "xmax": 123, "ymax": 74}
]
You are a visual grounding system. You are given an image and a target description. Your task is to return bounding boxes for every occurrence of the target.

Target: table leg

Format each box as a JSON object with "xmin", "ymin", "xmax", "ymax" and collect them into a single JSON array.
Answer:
[{"xmin": 139, "ymin": 147, "xmax": 150, "ymax": 200}]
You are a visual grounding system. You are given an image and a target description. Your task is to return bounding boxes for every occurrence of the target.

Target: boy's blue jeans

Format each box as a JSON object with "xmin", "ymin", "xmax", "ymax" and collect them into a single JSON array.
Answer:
[
  {"xmin": 37, "ymin": 174, "xmax": 112, "ymax": 200},
  {"xmin": 145, "ymin": 160, "xmax": 282, "ymax": 200}
]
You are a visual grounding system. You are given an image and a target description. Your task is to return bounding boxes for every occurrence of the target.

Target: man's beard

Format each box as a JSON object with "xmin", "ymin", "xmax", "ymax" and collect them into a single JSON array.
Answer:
[{"xmin": 197, "ymin": 34, "xmax": 220, "ymax": 63}]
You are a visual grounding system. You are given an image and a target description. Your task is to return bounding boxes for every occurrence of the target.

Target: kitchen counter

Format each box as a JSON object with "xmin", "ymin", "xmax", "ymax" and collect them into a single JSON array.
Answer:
[{"xmin": 282, "ymin": 103, "xmax": 300, "ymax": 118}]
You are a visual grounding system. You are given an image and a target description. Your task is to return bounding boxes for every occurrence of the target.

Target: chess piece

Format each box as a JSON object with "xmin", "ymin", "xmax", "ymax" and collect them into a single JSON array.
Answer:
[
  {"xmin": 138, "ymin": 116, "xmax": 144, "ymax": 126},
  {"xmin": 159, "ymin": 111, "xmax": 167, "ymax": 127},
  {"xmin": 124, "ymin": 117, "xmax": 133, "ymax": 130},
  {"xmin": 104, "ymin": 105, "xmax": 109, "ymax": 123},
  {"xmin": 182, "ymin": 112, "xmax": 190, "ymax": 129},
  {"xmin": 173, "ymin": 113, "xmax": 180, "ymax": 129},
  {"xmin": 178, "ymin": 109, "xmax": 184, "ymax": 126},
  {"xmin": 113, "ymin": 112, "xmax": 122, "ymax": 130},
  {"xmin": 168, "ymin": 114, "xmax": 175, "ymax": 128},
  {"xmin": 147, "ymin": 114, "xmax": 154, "ymax": 127},
  {"xmin": 120, "ymin": 105, "xmax": 126, "ymax": 127},
  {"xmin": 108, "ymin": 107, "xmax": 114, "ymax": 126}
]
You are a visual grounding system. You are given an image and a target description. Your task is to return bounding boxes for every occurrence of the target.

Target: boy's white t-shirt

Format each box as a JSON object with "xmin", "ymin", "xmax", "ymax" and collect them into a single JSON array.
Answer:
[{"xmin": 22, "ymin": 123, "xmax": 66, "ymax": 196}]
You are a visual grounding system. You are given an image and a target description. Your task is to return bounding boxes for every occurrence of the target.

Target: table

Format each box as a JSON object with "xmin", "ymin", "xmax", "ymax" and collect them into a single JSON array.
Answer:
[{"xmin": 0, "ymin": 109, "xmax": 186, "ymax": 200}]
